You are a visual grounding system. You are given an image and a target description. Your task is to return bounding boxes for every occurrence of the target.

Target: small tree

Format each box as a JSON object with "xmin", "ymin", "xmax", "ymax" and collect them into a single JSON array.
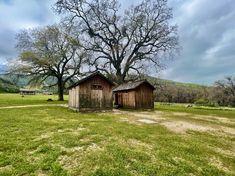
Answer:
[
  {"xmin": 14, "ymin": 24, "xmax": 87, "ymax": 101},
  {"xmin": 213, "ymin": 76, "xmax": 235, "ymax": 106},
  {"xmin": 55, "ymin": 0, "xmax": 179, "ymax": 83}
]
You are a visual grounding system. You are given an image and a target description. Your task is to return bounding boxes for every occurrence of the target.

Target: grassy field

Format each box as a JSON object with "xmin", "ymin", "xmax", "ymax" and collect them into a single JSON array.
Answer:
[
  {"xmin": 0, "ymin": 94, "xmax": 68, "ymax": 107},
  {"xmin": 0, "ymin": 94, "xmax": 234, "ymax": 175}
]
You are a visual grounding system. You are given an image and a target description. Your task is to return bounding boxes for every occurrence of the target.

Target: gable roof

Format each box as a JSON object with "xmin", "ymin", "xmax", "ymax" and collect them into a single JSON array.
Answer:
[
  {"xmin": 113, "ymin": 80, "xmax": 155, "ymax": 92},
  {"xmin": 68, "ymin": 72, "xmax": 115, "ymax": 89}
]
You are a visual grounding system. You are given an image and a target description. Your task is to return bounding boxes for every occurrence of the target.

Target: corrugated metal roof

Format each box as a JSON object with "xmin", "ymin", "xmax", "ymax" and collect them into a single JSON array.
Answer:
[{"xmin": 113, "ymin": 80, "xmax": 155, "ymax": 92}]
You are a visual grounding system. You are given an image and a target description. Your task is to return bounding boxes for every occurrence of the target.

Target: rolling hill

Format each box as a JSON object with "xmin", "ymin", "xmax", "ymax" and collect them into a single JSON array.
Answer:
[
  {"xmin": 0, "ymin": 73, "xmax": 209, "ymax": 94},
  {"xmin": 0, "ymin": 77, "xmax": 19, "ymax": 93}
]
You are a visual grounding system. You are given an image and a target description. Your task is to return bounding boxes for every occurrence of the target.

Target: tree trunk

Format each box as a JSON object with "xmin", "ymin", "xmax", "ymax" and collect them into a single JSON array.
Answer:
[
  {"xmin": 58, "ymin": 80, "xmax": 64, "ymax": 101},
  {"xmin": 116, "ymin": 70, "xmax": 125, "ymax": 84}
]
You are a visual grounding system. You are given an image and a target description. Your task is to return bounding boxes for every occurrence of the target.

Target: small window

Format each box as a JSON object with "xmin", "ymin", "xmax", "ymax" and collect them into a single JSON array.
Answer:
[{"xmin": 91, "ymin": 84, "xmax": 103, "ymax": 90}]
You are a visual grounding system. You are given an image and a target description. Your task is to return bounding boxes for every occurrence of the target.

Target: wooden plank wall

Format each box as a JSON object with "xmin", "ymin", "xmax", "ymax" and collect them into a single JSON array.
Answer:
[
  {"xmin": 69, "ymin": 87, "xmax": 79, "ymax": 109},
  {"xmin": 78, "ymin": 75, "xmax": 113, "ymax": 110},
  {"xmin": 68, "ymin": 89, "xmax": 72, "ymax": 107},
  {"xmin": 115, "ymin": 90, "xmax": 135, "ymax": 108},
  {"xmin": 135, "ymin": 83, "xmax": 154, "ymax": 109},
  {"xmin": 114, "ymin": 83, "xmax": 154, "ymax": 109}
]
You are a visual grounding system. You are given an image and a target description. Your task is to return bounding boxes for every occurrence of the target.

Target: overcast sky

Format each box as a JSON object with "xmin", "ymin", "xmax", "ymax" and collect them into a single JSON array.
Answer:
[{"xmin": 0, "ymin": 0, "xmax": 234, "ymax": 85}]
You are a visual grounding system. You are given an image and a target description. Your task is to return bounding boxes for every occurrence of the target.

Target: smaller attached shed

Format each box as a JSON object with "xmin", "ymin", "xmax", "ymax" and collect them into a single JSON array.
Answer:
[
  {"xmin": 113, "ymin": 80, "xmax": 155, "ymax": 109},
  {"xmin": 68, "ymin": 72, "xmax": 115, "ymax": 111}
]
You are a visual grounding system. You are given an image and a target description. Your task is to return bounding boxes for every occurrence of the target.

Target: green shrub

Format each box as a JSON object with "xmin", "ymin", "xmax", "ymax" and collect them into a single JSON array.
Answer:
[
  {"xmin": 194, "ymin": 99, "xmax": 209, "ymax": 106},
  {"xmin": 194, "ymin": 99, "xmax": 219, "ymax": 107}
]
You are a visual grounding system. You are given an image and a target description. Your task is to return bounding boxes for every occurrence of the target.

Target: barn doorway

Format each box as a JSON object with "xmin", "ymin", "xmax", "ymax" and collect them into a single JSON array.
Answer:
[
  {"xmin": 114, "ymin": 93, "xmax": 118, "ymax": 105},
  {"xmin": 91, "ymin": 84, "xmax": 103, "ymax": 108}
]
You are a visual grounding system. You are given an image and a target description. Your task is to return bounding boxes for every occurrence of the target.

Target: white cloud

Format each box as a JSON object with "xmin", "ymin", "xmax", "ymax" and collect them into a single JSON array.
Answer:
[
  {"xmin": 161, "ymin": 0, "xmax": 235, "ymax": 84},
  {"xmin": 0, "ymin": 0, "xmax": 235, "ymax": 84},
  {"xmin": 0, "ymin": 0, "xmax": 59, "ymax": 62}
]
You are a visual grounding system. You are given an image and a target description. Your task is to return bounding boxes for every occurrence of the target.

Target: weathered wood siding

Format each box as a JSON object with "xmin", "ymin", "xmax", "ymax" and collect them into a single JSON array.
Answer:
[
  {"xmin": 68, "ymin": 75, "xmax": 113, "ymax": 111},
  {"xmin": 114, "ymin": 82, "xmax": 154, "ymax": 109},
  {"xmin": 68, "ymin": 87, "xmax": 79, "ymax": 108},
  {"xmin": 135, "ymin": 83, "xmax": 154, "ymax": 109},
  {"xmin": 115, "ymin": 90, "xmax": 136, "ymax": 108},
  {"xmin": 68, "ymin": 89, "xmax": 72, "ymax": 107}
]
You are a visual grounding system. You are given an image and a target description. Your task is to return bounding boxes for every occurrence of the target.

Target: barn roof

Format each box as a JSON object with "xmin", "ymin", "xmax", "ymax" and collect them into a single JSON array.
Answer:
[
  {"xmin": 113, "ymin": 80, "xmax": 155, "ymax": 92},
  {"xmin": 68, "ymin": 72, "xmax": 115, "ymax": 89}
]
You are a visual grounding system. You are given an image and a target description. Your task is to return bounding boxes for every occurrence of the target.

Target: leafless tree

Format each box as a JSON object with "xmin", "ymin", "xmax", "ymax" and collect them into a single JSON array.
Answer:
[
  {"xmin": 55, "ymin": 0, "xmax": 179, "ymax": 83},
  {"xmin": 213, "ymin": 76, "xmax": 235, "ymax": 106},
  {"xmin": 14, "ymin": 24, "xmax": 87, "ymax": 101}
]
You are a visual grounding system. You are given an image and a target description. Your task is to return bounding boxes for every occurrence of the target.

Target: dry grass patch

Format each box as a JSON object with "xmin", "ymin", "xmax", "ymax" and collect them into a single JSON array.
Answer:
[
  {"xmin": 172, "ymin": 112, "xmax": 190, "ymax": 116},
  {"xmin": 35, "ymin": 169, "xmax": 49, "ymax": 176},
  {"xmin": 209, "ymin": 146, "xmax": 235, "ymax": 158},
  {"xmin": 57, "ymin": 142, "xmax": 104, "ymax": 172},
  {"xmin": 34, "ymin": 127, "xmax": 87, "ymax": 141},
  {"xmin": 161, "ymin": 121, "xmax": 214, "ymax": 134},
  {"xmin": 116, "ymin": 110, "xmax": 235, "ymax": 137},
  {"xmin": 193, "ymin": 115, "xmax": 235, "ymax": 125},
  {"xmin": 127, "ymin": 139, "xmax": 153, "ymax": 151},
  {"xmin": 136, "ymin": 119, "xmax": 157, "ymax": 124},
  {"xmin": 209, "ymin": 156, "xmax": 231, "ymax": 174},
  {"xmin": 129, "ymin": 112, "xmax": 166, "ymax": 121},
  {"xmin": 0, "ymin": 165, "xmax": 13, "ymax": 172}
]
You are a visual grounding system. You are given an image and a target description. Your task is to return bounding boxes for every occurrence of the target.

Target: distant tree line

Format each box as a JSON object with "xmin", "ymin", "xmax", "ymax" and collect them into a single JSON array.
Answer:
[{"xmin": 153, "ymin": 76, "xmax": 235, "ymax": 107}]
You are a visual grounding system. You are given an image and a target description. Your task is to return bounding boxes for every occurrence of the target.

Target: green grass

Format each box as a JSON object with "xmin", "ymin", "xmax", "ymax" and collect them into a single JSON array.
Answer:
[
  {"xmin": 0, "ymin": 93, "xmax": 68, "ymax": 107},
  {"xmin": 0, "ymin": 95, "xmax": 234, "ymax": 175},
  {"xmin": 156, "ymin": 103, "xmax": 235, "ymax": 119}
]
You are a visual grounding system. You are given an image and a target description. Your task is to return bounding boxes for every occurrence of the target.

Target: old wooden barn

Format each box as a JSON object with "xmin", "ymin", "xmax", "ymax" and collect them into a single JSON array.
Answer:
[
  {"xmin": 68, "ymin": 72, "xmax": 115, "ymax": 111},
  {"xmin": 113, "ymin": 80, "xmax": 155, "ymax": 109}
]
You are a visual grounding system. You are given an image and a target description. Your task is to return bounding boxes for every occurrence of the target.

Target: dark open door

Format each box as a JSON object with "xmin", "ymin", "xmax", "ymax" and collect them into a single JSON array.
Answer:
[{"xmin": 114, "ymin": 93, "xmax": 118, "ymax": 105}]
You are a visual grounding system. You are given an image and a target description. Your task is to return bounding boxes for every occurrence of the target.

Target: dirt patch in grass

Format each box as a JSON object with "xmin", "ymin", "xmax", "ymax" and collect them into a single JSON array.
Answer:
[
  {"xmin": 193, "ymin": 115, "xmax": 235, "ymax": 125},
  {"xmin": 136, "ymin": 119, "xmax": 157, "ymax": 124},
  {"xmin": 127, "ymin": 139, "xmax": 153, "ymax": 150},
  {"xmin": 0, "ymin": 165, "xmax": 13, "ymax": 172},
  {"xmin": 161, "ymin": 120, "xmax": 235, "ymax": 135},
  {"xmin": 154, "ymin": 111, "xmax": 166, "ymax": 115},
  {"xmin": 172, "ymin": 112, "xmax": 190, "ymax": 116},
  {"xmin": 128, "ymin": 112, "xmax": 166, "ymax": 121},
  {"xmin": 118, "ymin": 111, "xmax": 235, "ymax": 136},
  {"xmin": 209, "ymin": 146, "xmax": 235, "ymax": 158},
  {"xmin": 33, "ymin": 132, "xmax": 54, "ymax": 141},
  {"xmin": 58, "ymin": 154, "xmax": 81, "ymax": 171},
  {"xmin": 220, "ymin": 127, "xmax": 235, "ymax": 135},
  {"xmin": 58, "ymin": 143, "xmax": 103, "ymax": 172},
  {"xmin": 112, "ymin": 109, "xmax": 124, "ymax": 115},
  {"xmin": 161, "ymin": 121, "xmax": 215, "ymax": 134},
  {"xmin": 209, "ymin": 156, "xmax": 231, "ymax": 174},
  {"xmin": 86, "ymin": 143, "xmax": 102, "ymax": 151},
  {"xmin": 35, "ymin": 170, "xmax": 49, "ymax": 176},
  {"xmin": 120, "ymin": 117, "xmax": 129, "ymax": 122},
  {"xmin": 58, "ymin": 127, "xmax": 87, "ymax": 135},
  {"xmin": 33, "ymin": 127, "xmax": 87, "ymax": 141},
  {"xmin": 60, "ymin": 145, "xmax": 84, "ymax": 153}
]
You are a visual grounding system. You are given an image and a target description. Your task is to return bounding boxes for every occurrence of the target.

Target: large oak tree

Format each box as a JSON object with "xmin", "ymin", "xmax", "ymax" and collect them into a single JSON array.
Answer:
[
  {"xmin": 55, "ymin": 0, "xmax": 179, "ymax": 83},
  {"xmin": 14, "ymin": 24, "xmax": 87, "ymax": 101}
]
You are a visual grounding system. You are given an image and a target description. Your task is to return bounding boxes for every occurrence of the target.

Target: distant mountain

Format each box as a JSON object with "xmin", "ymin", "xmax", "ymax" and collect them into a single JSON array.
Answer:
[
  {"xmin": 0, "ymin": 77, "xmax": 19, "ymax": 93},
  {"xmin": 0, "ymin": 72, "xmax": 209, "ymax": 94},
  {"xmin": 127, "ymin": 74, "xmax": 208, "ymax": 89},
  {"xmin": 145, "ymin": 75, "xmax": 208, "ymax": 89}
]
